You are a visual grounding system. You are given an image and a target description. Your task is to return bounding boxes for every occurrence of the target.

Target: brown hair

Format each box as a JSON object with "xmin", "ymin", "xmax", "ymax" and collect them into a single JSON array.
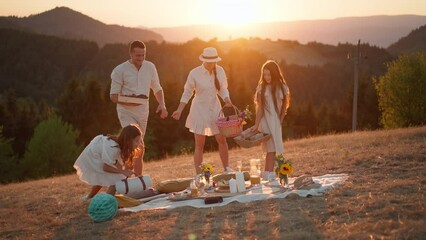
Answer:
[
  {"xmin": 213, "ymin": 66, "xmax": 220, "ymax": 91},
  {"xmin": 255, "ymin": 60, "xmax": 290, "ymax": 115},
  {"xmin": 109, "ymin": 124, "xmax": 142, "ymax": 167},
  {"xmin": 129, "ymin": 40, "xmax": 146, "ymax": 53}
]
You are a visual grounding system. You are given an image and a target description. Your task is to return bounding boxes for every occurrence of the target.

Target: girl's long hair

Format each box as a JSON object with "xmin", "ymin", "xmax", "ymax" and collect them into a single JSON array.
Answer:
[
  {"xmin": 255, "ymin": 60, "xmax": 290, "ymax": 114},
  {"xmin": 109, "ymin": 124, "xmax": 142, "ymax": 167}
]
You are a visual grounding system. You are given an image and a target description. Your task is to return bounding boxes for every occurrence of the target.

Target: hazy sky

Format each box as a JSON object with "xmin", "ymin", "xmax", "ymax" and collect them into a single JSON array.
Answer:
[{"xmin": 1, "ymin": 0, "xmax": 426, "ymax": 28}]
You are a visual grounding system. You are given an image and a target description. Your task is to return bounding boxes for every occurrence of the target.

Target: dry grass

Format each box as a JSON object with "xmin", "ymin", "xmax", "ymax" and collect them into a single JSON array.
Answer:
[{"xmin": 1, "ymin": 127, "xmax": 425, "ymax": 240}]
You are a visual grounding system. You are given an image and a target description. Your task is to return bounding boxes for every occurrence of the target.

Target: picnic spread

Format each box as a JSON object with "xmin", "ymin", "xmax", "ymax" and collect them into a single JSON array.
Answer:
[{"xmin": 118, "ymin": 173, "xmax": 348, "ymax": 212}]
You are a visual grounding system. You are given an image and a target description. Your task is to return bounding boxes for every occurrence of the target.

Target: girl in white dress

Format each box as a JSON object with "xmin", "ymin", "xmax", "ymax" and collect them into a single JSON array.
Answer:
[
  {"xmin": 74, "ymin": 124, "xmax": 143, "ymax": 201},
  {"xmin": 172, "ymin": 47, "xmax": 234, "ymax": 174},
  {"xmin": 251, "ymin": 60, "xmax": 290, "ymax": 181}
]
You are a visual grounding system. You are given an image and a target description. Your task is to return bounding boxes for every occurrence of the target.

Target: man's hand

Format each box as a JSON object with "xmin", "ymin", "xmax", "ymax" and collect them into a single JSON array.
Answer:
[{"xmin": 156, "ymin": 105, "xmax": 168, "ymax": 119}]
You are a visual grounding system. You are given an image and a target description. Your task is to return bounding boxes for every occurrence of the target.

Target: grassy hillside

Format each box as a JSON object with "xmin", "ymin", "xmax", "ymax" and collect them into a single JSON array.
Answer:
[{"xmin": 0, "ymin": 127, "xmax": 425, "ymax": 239}]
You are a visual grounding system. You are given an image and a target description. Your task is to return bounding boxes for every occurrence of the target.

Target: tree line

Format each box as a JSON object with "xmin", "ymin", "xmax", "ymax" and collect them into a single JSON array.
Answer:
[{"xmin": 0, "ymin": 28, "xmax": 424, "ymax": 183}]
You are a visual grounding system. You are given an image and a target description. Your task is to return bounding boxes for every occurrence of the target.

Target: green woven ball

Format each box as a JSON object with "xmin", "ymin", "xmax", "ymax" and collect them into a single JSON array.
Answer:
[{"xmin": 88, "ymin": 193, "xmax": 118, "ymax": 222}]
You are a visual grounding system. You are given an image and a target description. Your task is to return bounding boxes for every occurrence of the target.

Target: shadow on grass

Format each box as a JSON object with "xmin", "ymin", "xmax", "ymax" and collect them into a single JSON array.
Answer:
[
  {"xmin": 163, "ymin": 196, "xmax": 327, "ymax": 240},
  {"xmin": 51, "ymin": 206, "xmax": 112, "ymax": 239}
]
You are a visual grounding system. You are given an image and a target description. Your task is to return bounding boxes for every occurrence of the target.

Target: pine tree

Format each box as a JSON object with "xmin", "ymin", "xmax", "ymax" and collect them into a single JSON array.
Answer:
[{"xmin": 22, "ymin": 115, "xmax": 83, "ymax": 179}]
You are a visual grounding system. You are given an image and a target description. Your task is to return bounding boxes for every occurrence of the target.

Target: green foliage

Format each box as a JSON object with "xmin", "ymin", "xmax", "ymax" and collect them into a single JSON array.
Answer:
[
  {"xmin": 21, "ymin": 115, "xmax": 83, "ymax": 179},
  {"xmin": 375, "ymin": 52, "xmax": 426, "ymax": 128},
  {"xmin": 0, "ymin": 127, "xmax": 20, "ymax": 183},
  {"xmin": 57, "ymin": 79, "xmax": 120, "ymax": 145},
  {"xmin": 0, "ymin": 28, "xmax": 98, "ymax": 102},
  {"xmin": 0, "ymin": 88, "xmax": 51, "ymax": 156}
]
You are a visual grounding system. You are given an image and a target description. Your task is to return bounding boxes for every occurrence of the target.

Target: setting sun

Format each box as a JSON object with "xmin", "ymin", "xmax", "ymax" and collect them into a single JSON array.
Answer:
[{"xmin": 208, "ymin": 0, "xmax": 259, "ymax": 26}]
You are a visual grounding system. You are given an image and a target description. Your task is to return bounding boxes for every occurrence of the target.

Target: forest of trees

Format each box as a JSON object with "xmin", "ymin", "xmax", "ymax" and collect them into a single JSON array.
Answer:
[{"xmin": 0, "ymin": 27, "xmax": 420, "ymax": 182}]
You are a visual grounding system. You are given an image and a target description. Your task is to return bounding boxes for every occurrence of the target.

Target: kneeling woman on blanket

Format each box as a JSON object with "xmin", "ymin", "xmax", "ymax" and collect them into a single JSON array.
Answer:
[
  {"xmin": 251, "ymin": 60, "xmax": 290, "ymax": 181},
  {"xmin": 74, "ymin": 124, "xmax": 143, "ymax": 202}
]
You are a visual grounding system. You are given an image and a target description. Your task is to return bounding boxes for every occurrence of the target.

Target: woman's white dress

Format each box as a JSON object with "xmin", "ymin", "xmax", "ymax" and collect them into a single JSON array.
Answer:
[
  {"xmin": 179, "ymin": 65, "xmax": 230, "ymax": 136},
  {"xmin": 257, "ymin": 84, "xmax": 289, "ymax": 154},
  {"xmin": 73, "ymin": 135, "xmax": 125, "ymax": 186}
]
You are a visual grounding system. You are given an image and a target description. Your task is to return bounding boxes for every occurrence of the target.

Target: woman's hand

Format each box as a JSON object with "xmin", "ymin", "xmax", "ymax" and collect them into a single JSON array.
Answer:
[
  {"xmin": 223, "ymin": 98, "xmax": 233, "ymax": 107},
  {"xmin": 250, "ymin": 124, "xmax": 259, "ymax": 133},
  {"xmin": 122, "ymin": 169, "xmax": 134, "ymax": 177},
  {"xmin": 224, "ymin": 102, "xmax": 233, "ymax": 107},
  {"xmin": 171, "ymin": 102, "xmax": 187, "ymax": 120},
  {"xmin": 171, "ymin": 110, "xmax": 182, "ymax": 120}
]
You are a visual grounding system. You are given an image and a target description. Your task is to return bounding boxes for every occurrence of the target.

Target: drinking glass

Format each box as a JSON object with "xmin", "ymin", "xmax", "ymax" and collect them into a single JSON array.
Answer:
[{"xmin": 237, "ymin": 160, "xmax": 242, "ymax": 172}]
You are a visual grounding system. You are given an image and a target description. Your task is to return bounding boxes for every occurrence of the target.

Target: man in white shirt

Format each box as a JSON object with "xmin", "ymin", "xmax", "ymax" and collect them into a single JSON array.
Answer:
[{"xmin": 110, "ymin": 40, "xmax": 168, "ymax": 175}]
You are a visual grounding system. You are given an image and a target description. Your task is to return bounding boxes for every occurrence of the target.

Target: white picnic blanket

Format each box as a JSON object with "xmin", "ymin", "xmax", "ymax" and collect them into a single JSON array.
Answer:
[{"xmin": 121, "ymin": 173, "xmax": 348, "ymax": 212}]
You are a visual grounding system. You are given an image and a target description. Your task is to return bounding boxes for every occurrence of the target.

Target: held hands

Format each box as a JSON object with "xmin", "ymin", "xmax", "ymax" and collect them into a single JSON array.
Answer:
[{"xmin": 156, "ymin": 105, "xmax": 168, "ymax": 119}]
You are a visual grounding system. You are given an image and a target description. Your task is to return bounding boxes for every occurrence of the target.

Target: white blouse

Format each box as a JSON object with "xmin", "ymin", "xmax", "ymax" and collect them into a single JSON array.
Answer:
[
  {"xmin": 180, "ymin": 65, "xmax": 229, "ymax": 103},
  {"xmin": 180, "ymin": 65, "xmax": 231, "ymax": 136}
]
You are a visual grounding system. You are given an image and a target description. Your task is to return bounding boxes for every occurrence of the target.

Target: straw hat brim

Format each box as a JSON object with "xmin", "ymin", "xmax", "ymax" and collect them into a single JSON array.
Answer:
[{"xmin": 199, "ymin": 55, "xmax": 222, "ymax": 62}]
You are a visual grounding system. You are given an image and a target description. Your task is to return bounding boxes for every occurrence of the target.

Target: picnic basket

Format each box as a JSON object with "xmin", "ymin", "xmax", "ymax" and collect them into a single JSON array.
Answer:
[
  {"xmin": 215, "ymin": 105, "xmax": 243, "ymax": 138},
  {"xmin": 233, "ymin": 128, "xmax": 271, "ymax": 148}
]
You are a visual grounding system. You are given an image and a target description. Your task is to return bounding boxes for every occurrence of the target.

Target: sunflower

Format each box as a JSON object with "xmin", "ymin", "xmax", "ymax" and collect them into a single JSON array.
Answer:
[
  {"xmin": 202, "ymin": 163, "xmax": 213, "ymax": 173},
  {"xmin": 274, "ymin": 154, "xmax": 294, "ymax": 179},
  {"xmin": 279, "ymin": 163, "xmax": 294, "ymax": 175}
]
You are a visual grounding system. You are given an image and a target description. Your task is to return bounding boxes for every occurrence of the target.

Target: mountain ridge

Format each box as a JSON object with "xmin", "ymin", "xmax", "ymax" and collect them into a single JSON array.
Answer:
[
  {"xmin": 387, "ymin": 24, "xmax": 426, "ymax": 55},
  {"xmin": 150, "ymin": 15, "xmax": 426, "ymax": 48},
  {"xmin": 0, "ymin": 6, "xmax": 163, "ymax": 46}
]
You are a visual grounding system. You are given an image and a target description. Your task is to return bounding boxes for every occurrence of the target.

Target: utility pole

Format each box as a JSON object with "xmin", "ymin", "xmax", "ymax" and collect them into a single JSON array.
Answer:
[{"xmin": 352, "ymin": 40, "xmax": 360, "ymax": 132}]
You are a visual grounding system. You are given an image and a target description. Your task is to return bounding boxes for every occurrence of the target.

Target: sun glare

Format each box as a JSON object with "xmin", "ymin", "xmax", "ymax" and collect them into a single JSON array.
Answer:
[{"xmin": 209, "ymin": 0, "xmax": 259, "ymax": 27}]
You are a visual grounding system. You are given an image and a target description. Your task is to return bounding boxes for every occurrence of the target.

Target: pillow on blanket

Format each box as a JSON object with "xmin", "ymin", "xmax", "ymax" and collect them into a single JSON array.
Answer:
[
  {"xmin": 115, "ymin": 194, "xmax": 142, "ymax": 208},
  {"xmin": 156, "ymin": 178, "xmax": 192, "ymax": 193},
  {"xmin": 293, "ymin": 175, "xmax": 321, "ymax": 190}
]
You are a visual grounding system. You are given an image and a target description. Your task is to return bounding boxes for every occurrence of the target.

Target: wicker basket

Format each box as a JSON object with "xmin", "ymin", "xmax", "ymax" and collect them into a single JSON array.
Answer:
[
  {"xmin": 215, "ymin": 105, "xmax": 243, "ymax": 138},
  {"xmin": 233, "ymin": 129, "xmax": 271, "ymax": 148}
]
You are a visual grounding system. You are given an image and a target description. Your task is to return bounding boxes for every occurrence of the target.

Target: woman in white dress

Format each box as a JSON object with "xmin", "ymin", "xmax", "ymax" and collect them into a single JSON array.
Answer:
[
  {"xmin": 74, "ymin": 124, "xmax": 143, "ymax": 201},
  {"xmin": 172, "ymin": 47, "xmax": 234, "ymax": 174},
  {"xmin": 251, "ymin": 60, "xmax": 290, "ymax": 181}
]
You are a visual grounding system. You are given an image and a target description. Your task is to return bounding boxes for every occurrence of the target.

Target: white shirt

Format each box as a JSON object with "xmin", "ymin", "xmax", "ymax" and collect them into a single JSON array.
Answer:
[{"xmin": 110, "ymin": 60, "xmax": 163, "ymax": 97}]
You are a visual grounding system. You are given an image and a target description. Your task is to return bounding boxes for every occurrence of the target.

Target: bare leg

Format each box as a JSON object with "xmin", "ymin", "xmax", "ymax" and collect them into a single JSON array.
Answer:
[
  {"xmin": 194, "ymin": 134, "xmax": 206, "ymax": 174},
  {"xmin": 264, "ymin": 152, "xmax": 276, "ymax": 172},
  {"xmin": 106, "ymin": 185, "xmax": 116, "ymax": 195},
  {"xmin": 133, "ymin": 141, "xmax": 145, "ymax": 176},
  {"xmin": 215, "ymin": 134, "xmax": 229, "ymax": 171},
  {"xmin": 88, "ymin": 185, "xmax": 102, "ymax": 198}
]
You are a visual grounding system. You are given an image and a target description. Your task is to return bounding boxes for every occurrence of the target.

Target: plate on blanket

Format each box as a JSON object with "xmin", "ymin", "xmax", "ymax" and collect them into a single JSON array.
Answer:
[
  {"xmin": 215, "ymin": 183, "xmax": 252, "ymax": 193},
  {"xmin": 168, "ymin": 192, "xmax": 192, "ymax": 201}
]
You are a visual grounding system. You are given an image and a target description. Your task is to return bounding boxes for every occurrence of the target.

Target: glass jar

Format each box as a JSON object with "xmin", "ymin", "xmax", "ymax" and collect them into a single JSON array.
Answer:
[{"xmin": 249, "ymin": 159, "xmax": 261, "ymax": 185}]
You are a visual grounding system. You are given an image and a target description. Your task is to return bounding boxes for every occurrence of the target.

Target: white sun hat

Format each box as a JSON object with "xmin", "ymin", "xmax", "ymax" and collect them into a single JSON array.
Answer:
[{"xmin": 199, "ymin": 47, "xmax": 222, "ymax": 62}]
